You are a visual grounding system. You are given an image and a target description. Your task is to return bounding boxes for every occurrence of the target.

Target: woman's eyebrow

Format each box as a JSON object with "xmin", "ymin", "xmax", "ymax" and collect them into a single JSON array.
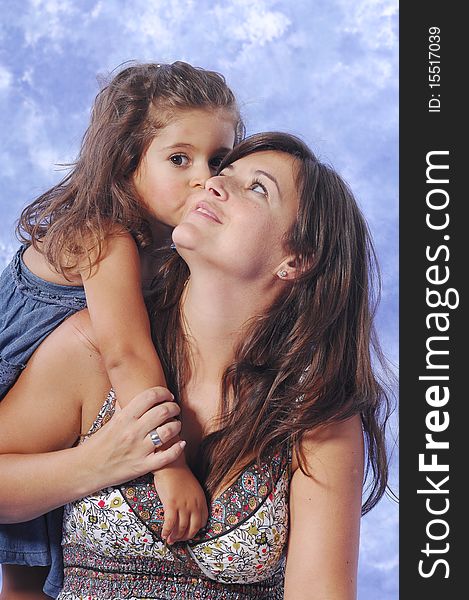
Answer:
[
  {"xmin": 254, "ymin": 170, "xmax": 280, "ymax": 194},
  {"xmin": 223, "ymin": 164, "xmax": 280, "ymax": 194}
]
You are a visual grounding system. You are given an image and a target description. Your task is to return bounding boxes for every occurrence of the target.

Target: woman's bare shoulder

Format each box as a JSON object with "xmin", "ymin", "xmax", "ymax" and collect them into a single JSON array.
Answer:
[
  {"xmin": 27, "ymin": 309, "xmax": 100, "ymax": 369},
  {"xmin": 292, "ymin": 414, "xmax": 364, "ymax": 473},
  {"xmin": 16, "ymin": 310, "xmax": 110, "ymax": 435},
  {"xmin": 61, "ymin": 309, "xmax": 99, "ymax": 350}
]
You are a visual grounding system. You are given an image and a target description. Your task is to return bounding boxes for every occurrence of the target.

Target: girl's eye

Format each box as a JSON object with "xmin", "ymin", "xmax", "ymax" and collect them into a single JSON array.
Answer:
[
  {"xmin": 209, "ymin": 155, "xmax": 225, "ymax": 171},
  {"xmin": 250, "ymin": 180, "xmax": 268, "ymax": 197},
  {"xmin": 170, "ymin": 154, "xmax": 190, "ymax": 166}
]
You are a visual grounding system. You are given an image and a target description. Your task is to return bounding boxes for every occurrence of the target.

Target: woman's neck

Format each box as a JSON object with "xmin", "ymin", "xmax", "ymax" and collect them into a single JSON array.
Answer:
[
  {"xmin": 140, "ymin": 219, "xmax": 173, "ymax": 287},
  {"xmin": 181, "ymin": 269, "xmax": 280, "ymax": 384}
]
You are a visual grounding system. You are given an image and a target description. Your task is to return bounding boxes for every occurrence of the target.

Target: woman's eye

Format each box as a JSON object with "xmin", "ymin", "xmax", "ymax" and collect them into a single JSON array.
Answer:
[
  {"xmin": 170, "ymin": 154, "xmax": 190, "ymax": 166},
  {"xmin": 250, "ymin": 181, "xmax": 268, "ymax": 196}
]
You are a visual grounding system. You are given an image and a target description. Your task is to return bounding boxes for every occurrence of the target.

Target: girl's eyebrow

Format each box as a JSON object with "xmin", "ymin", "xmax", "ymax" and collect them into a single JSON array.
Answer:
[
  {"xmin": 161, "ymin": 143, "xmax": 195, "ymax": 150},
  {"xmin": 161, "ymin": 143, "xmax": 233, "ymax": 153}
]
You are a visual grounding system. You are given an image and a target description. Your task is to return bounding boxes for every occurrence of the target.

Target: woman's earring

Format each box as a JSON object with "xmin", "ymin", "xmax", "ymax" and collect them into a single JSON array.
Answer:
[{"xmin": 278, "ymin": 270, "xmax": 288, "ymax": 279}]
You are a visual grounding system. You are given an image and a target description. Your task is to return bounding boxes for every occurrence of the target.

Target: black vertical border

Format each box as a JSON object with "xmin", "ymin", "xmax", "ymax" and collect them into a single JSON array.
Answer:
[{"xmin": 400, "ymin": 3, "xmax": 464, "ymax": 596}]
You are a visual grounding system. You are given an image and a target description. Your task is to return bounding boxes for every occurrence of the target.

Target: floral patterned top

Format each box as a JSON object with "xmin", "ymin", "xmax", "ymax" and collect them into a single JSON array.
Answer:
[{"xmin": 58, "ymin": 391, "xmax": 292, "ymax": 599}]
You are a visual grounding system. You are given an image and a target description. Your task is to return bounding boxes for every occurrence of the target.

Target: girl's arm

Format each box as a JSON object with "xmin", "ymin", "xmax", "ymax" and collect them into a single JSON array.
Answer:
[
  {"xmin": 82, "ymin": 230, "xmax": 167, "ymax": 406},
  {"xmin": 284, "ymin": 415, "xmax": 364, "ymax": 600},
  {"xmin": 83, "ymin": 238, "xmax": 207, "ymax": 544},
  {"xmin": 0, "ymin": 311, "xmax": 184, "ymax": 523}
]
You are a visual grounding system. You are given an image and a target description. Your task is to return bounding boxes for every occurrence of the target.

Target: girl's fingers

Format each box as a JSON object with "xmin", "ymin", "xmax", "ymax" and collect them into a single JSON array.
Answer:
[
  {"xmin": 173, "ymin": 512, "xmax": 190, "ymax": 542},
  {"xmin": 179, "ymin": 521, "xmax": 194, "ymax": 542},
  {"xmin": 187, "ymin": 511, "xmax": 206, "ymax": 540},
  {"xmin": 162, "ymin": 509, "xmax": 178, "ymax": 543}
]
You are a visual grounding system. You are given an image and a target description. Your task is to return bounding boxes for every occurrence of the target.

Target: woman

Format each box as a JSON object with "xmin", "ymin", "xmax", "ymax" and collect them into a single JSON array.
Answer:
[{"xmin": 0, "ymin": 132, "xmax": 390, "ymax": 599}]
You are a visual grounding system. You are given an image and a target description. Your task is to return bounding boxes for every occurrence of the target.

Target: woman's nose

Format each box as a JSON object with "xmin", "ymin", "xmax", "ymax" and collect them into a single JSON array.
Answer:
[{"xmin": 204, "ymin": 175, "xmax": 228, "ymax": 201}]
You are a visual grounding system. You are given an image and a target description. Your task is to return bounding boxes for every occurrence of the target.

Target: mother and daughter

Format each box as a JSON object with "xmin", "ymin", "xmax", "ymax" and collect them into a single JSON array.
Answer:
[{"xmin": 0, "ymin": 61, "xmax": 390, "ymax": 599}]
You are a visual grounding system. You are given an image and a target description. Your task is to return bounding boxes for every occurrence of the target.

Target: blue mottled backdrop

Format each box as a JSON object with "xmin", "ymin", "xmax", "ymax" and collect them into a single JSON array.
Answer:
[{"xmin": 0, "ymin": 1, "xmax": 398, "ymax": 597}]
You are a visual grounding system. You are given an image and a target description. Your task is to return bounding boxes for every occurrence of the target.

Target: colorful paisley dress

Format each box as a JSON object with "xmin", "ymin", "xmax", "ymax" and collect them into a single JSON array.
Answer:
[{"xmin": 58, "ymin": 391, "xmax": 292, "ymax": 599}]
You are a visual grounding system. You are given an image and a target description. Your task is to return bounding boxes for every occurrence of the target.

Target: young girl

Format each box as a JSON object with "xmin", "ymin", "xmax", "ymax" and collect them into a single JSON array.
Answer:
[{"xmin": 0, "ymin": 61, "xmax": 244, "ymax": 598}]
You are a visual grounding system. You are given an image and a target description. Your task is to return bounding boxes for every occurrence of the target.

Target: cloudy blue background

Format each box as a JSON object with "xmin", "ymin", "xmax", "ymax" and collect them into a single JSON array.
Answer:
[{"xmin": 0, "ymin": 0, "xmax": 398, "ymax": 597}]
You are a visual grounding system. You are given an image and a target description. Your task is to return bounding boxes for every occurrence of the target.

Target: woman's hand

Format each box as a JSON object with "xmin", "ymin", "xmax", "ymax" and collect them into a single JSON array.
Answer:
[
  {"xmin": 0, "ymin": 305, "xmax": 186, "ymax": 523},
  {"xmin": 0, "ymin": 387, "xmax": 185, "ymax": 523},
  {"xmin": 82, "ymin": 386, "xmax": 186, "ymax": 490}
]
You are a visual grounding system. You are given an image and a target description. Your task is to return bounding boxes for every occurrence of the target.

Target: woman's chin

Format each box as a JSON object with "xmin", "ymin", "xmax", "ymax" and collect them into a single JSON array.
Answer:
[{"xmin": 171, "ymin": 222, "xmax": 201, "ymax": 252}]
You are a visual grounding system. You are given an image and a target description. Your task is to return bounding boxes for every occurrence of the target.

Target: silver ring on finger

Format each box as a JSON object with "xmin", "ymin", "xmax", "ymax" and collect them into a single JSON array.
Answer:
[{"xmin": 149, "ymin": 427, "xmax": 163, "ymax": 447}]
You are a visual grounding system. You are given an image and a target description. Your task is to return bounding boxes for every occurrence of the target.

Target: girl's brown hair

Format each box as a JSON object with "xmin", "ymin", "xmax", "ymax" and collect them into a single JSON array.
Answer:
[
  {"xmin": 17, "ymin": 61, "xmax": 244, "ymax": 275},
  {"xmin": 151, "ymin": 132, "xmax": 393, "ymax": 514}
]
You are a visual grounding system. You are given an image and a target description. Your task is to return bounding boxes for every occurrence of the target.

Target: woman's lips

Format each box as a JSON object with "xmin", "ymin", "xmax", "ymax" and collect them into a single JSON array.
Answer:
[{"xmin": 192, "ymin": 201, "xmax": 222, "ymax": 224}]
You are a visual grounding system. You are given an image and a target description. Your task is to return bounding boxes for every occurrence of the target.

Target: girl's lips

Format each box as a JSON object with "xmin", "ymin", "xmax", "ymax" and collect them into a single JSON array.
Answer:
[{"xmin": 192, "ymin": 201, "xmax": 222, "ymax": 223}]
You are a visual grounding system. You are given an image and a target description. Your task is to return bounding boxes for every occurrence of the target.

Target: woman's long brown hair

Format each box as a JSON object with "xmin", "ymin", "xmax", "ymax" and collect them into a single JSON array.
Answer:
[
  {"xmin": 150, "ymin": 132, "xmax": 393, "ymax": 514},
  {"xmin": 16, "ymin": 61, "xmax": 244, "ymax": 276}
]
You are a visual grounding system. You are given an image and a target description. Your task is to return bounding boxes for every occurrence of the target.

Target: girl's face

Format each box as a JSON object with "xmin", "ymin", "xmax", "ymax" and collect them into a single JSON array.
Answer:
[
  {"xmin": 133, "ymin": 108, "xmax": 236, "ymax": 228},
  {"xmin": 173, "ymin": 150, "xmax": 300, "ymax": 280}
]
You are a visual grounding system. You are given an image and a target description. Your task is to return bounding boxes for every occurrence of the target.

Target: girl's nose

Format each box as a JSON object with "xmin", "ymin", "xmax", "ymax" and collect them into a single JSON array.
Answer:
[{"xmin": 190, "ymin": 163, "xmax": 212, "ymax": 189}]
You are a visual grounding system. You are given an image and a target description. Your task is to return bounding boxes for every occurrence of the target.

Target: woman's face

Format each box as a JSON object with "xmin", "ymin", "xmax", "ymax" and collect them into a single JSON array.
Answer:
[{"xmin": 172, "ymin": 150, "xmax": 300, "ymax": 280}]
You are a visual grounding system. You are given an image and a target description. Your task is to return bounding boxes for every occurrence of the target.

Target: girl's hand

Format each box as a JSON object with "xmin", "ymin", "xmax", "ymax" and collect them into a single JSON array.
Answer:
[
  {"xmin": 82, "ymin": 387, "xmax": 186, "ymax": 490},
  {"xmin": 153, "ymin": 465, "xmax": 209, "ymax": 544}
]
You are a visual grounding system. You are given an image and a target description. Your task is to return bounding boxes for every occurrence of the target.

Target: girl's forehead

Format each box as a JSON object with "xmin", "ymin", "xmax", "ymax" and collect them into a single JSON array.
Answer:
[
  {"xmin": 145, "ymin": 111, "xmax": 233, "ymax": 147},
  {"xmin": 157, "ymin": 108, "xmax": 237, "ymax": 143},
  {"xmin": 158, "ymin": 106, "xmax": 237, "ymax": 127}
]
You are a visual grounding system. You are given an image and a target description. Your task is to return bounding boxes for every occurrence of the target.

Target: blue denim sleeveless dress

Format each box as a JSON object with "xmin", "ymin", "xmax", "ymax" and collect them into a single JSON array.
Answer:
[{"xmin": 0, "ymin": 245, "xmax": 86, "ymax": 598}]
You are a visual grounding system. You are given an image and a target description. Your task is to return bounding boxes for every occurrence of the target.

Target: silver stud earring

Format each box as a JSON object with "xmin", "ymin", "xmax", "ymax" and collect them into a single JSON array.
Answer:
[{"xmin": 278, "ymin": 270, "xmax": 288, "ymax": 278}]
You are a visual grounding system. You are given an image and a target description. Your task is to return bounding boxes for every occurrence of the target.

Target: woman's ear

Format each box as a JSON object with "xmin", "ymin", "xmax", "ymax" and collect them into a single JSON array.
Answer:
[{"xmin": 274, "ymin": 256, "xmax": 300, "ymax": 281}]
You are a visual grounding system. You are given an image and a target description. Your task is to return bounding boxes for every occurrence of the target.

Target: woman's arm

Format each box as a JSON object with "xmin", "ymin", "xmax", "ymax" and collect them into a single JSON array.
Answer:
[
  {"xmin": 284, "ymin": 415, "xmax": 364, "ymax": 600},
  {"xmin": 0, "ymin": 311, "xmax": 184, "ymax": 523},
  {"xmin": 82, "ymin": 230, "xmax": 167, "ymax": 405}
]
